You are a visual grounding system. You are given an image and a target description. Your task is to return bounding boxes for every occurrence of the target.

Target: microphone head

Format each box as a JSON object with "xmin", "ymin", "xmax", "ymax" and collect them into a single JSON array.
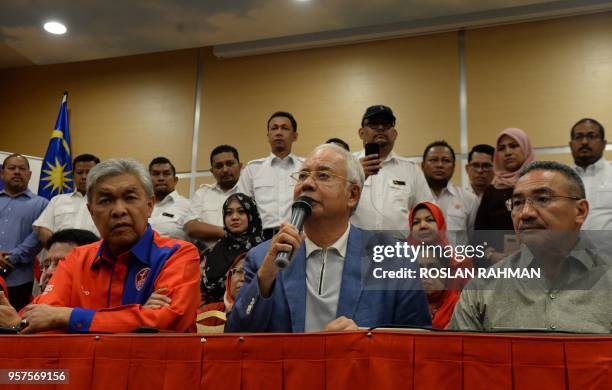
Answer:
[{"xmin": 293, "ymin": 196, "xmax": 314, "ymax": 217}]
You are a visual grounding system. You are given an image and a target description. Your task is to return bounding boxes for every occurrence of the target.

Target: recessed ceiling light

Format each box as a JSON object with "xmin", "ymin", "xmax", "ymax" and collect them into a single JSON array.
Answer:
[{"xmin": 43, "ymin": 21, "xmax": 67, "ymax": 35}]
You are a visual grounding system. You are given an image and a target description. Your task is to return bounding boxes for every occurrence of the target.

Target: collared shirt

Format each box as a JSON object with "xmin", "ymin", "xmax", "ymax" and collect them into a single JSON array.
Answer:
[
  {"xmin": 450, "ymin": 241, "xmax": 612, "ymax": 333},
  {"xmin": 33, "ymin": 191, "xmax": 99, "ymax": 236},
  {"xmin": 573, "ymin": 158, "xmax": 612, "ymax": 230},
  {"xmin": 434, "ymin": 182, "xmax": 479, "ymax": 245},
  {"xmin": 351, "ymin": 151, "xmax": 434, "ymax": 235},
  {"xmin": 149, "ymin": 190, "xmax": 191, "ymax": 241},
  {"xmin": 188, "ymin": 183, "xmax": 237, "ymax": 227},
  {"xmin": 31, "ymin": 225, "xmax": 200, "ymax": 333},
  {"xmin": 465, "ymin": 185, "xmax": 484, "ymax": 203},
  {"xmin": 0, "ymin": 189, "xmax": 48, "ymax": 286},
  {"xmin": 237, "ymin": 153, "xmax": 304, "ymax": 229},
  {"xmin": 187, "ymin": 183, "xmax": 237, "ymax": 246},
  {"xmin": 304, "ymin": 224, "xmax": 350, "ymax": 332}
]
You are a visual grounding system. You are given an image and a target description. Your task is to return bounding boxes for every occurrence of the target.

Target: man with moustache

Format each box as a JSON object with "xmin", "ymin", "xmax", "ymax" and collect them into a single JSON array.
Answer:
[
  {"xmin": 421, "ymin": 140, "xmax": 478, "ymax": 245},
  {"xmin": 226, "ymin": 144, "xmax": 430, "ymax": 332},
  {"xmin": 237, "ymin": 112, "xmax": 304, "ymax": 240},
  {"xmin": 569, "ymin": 118, "xmax": 612, "ymax": 230},
  {"xmin": 451, "ymin": 161, "xmax": 612, "ymax": 333},
  {"xmin": 0, "ymin": 154, "xmax": 48, "ymax": 311},
  {"xmin": 0, "ymin": 158, "xmax": 200, "ymax": 334},
  {"xmin": 465, "ymin": 144, "xmax": 495, "ymax": 201},
  {"xmin": 352, "ymin": 105, "xmax": 433, "ymax": 235},
  {"xmin": 34, "ymin": 154, "xmax": 100, "ymax": 245},
  {"xmin": 148, "ymin": 157, "xmax": 191, "ymax": 241},
  {"xmin": 185, "ymin": 145, "xmax": 241, "ymax": 246}
]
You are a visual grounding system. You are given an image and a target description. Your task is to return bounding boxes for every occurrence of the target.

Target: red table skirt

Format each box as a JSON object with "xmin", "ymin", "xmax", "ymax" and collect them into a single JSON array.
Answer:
[{"xmin": 0, "ymin": 331, "xmax": 610, "ymax": 389}]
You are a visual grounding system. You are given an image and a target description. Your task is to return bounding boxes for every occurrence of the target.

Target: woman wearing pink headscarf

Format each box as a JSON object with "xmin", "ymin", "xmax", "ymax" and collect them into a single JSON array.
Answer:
[{"xmin": 474, "ymin": 128, "xmax": 535, "ymax": 264}]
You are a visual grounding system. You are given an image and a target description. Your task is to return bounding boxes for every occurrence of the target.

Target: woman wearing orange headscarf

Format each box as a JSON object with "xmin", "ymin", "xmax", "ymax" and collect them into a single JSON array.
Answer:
[
  {"xmin": 474, "ymin": 128, "xmax": 535, "ymax": 264},
  {"xmin": 197, "ymin": 253, "xmax": 246, "ymax": 333},
  {"xmin": 408, "ymin": 202, "xmax": 472, "ymax": 329}
]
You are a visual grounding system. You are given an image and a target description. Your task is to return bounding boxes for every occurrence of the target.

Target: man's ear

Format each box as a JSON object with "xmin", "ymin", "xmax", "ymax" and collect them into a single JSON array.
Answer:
[
  {"xmin": 147, "ymin": 195, "xmax": 155, "ymax": 218},
  {"xmin": 358, "ymin": 127, "xmax": 365, "ymax": 141},
  {"xmin": 576, "ymin": 198, "xmax": 589, "ymax": 226},
  {"xmin": 347, "ymin": 184, "xmax": 361, "ymax": 211}
]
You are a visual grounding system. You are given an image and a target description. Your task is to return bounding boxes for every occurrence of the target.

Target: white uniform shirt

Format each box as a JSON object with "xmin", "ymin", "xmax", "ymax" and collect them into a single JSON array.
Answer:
[
  {"xmin": 33, "ymin": 191, "xmax": 99, "ymax": 236},
  {"xmin": 434, "ymin": 182, "xmax": 479, "ymax": 245},
  {"xmin": 237, "ymin": 153, "xmax": 304, "ymax": 229},
  {"xmin": 574, "ymin": 158, "xmax": 612, "ymax": 230},
  {"xmin": 188, "ymin": 183, "xmax": 237, "ymax": 228},
  {"xmin": 149, "ymin": 190, "xmax": 191, "ymax": 241},
  {"xmin": 351, "ymin": 151, "xmax": 434, "ymax": 235},
  {"xmin": 465, "ymin": 185, "xmax": 484, "ymax": 203}
]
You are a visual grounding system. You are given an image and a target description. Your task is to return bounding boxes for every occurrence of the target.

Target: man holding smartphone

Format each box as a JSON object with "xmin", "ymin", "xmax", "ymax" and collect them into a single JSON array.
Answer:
[{"xmin": 352, "ymin": 105, "xmax": 434, "ymax": 235}]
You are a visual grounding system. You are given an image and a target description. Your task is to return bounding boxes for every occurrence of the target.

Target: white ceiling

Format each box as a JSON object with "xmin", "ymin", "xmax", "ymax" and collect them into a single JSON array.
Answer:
[{"xmin": 1, "ymin": 0, "xmax": 611, "ymax": 68}]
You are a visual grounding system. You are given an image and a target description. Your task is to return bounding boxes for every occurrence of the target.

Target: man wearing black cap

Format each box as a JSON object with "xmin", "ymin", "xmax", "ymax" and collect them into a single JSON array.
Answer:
[{"xmin": 352, "ymin": 105, "xmax": 434, "ymax": 235}]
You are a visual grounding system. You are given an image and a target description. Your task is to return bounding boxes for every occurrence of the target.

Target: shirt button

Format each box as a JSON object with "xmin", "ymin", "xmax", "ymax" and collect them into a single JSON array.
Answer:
[{"xmin": 549, "ymin": 294, "xmax": 556, "ymax": 299}]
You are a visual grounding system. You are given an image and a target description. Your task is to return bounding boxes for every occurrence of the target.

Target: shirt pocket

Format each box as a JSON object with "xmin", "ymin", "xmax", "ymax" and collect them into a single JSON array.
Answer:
[
  {"xmin": 253, "ymin": 177, "xmax": 274, "ymax": 200},
  {"xmin": 593, "ymin": 187, "xmax": 612, "ymax": 209},
  {"xmin": 446, "ymin": 205, "xmax": 466, "ymax": 228},
  {"xmin": 54, "ymin": 205, "xmax": 75, "ymax": 227},
  {"xmin": 388, "ymin": 181, "xmax": 412, "ymax": 212}
]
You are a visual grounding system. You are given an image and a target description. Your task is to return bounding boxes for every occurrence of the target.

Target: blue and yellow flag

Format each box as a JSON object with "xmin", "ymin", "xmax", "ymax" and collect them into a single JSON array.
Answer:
[{"xmin": 38, "ymin": 92, "xmax": 73, "ymax": 199}]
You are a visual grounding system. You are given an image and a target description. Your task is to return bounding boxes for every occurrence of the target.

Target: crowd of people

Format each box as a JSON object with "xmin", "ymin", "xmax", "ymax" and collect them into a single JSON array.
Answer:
[{"xmin": 0, "ymin": 105, "xmax": 610, "ymax": 334}]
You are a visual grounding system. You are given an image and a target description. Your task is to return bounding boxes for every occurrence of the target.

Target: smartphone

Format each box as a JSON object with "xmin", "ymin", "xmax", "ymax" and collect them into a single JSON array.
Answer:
[{"xmin": 365, "ymin": 143, "xmax": 380, "ymax": 174}]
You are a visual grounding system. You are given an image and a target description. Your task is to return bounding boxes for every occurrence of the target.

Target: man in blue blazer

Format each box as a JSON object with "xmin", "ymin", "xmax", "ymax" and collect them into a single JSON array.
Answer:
[{"xmin": 226, "ymin": 144, "xmax": 431, "ymax": 332}]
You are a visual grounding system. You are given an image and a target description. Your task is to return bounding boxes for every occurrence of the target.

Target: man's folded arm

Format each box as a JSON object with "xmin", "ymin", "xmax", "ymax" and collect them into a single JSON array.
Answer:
[
  {"xmin": 449, "ymin": 288, "xmax": 483, "ymax": 331},
  {"xmin": 35, "ymin": 244, "xmax": 201, "ymax": 333}
]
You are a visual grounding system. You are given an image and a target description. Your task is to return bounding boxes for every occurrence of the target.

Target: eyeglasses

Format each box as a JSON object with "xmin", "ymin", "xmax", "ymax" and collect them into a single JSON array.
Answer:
[
  {"xmin": 230, "ymin": 268, "xmax": 244, "ymax": 276},
  {"xmin": 364, "ymin": 120, "xmax": 394, "ymax": 131},
  {"xmin": 468, "ymin": 162, "xmax": 493, "ymax": 171},
  {"xmin": 505, "ymin": 194, "xmax": 582, "ymax": 213},
  {"xmin": 289, "ymin": 170, "xmax": 349, "ymax": 184},
  {"xmin": 571, "ymin": 132, "xmax": 602, "ymax": 141}
]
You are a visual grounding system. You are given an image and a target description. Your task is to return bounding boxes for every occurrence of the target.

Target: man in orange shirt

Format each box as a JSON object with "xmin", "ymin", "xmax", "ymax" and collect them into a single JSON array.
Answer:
[{"xmin": 0, "ymin": 158, "xmax": 200, "ymax": 333}]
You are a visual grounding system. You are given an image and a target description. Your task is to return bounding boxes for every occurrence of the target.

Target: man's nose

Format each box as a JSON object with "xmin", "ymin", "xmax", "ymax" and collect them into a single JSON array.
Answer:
[
  {"xmin": 111, "ymin": 200, "xmax": 128, "ymax": 216},
  {"xmin": 518, "ymin": 200, "xmax": 538, "ymax": 219},
  {"xmin": 300, "ymin": 175, "xmax": 318, "ymax": 191}
]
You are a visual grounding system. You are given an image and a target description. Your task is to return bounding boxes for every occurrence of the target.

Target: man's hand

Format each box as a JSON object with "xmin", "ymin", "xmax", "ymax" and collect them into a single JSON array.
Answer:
[
  {"xmin": 257, "ymin": 222, "xmax": 303, "ymax": 298},
  {"xmin": 0, "ymin": 291, "xmax": 21, "ymax": 328},
  {"xmin": 359, "ymin": 155, "xmax": 381, "ymax": 179},
  {"xmin": 324, "ymin": 316, "xmax": 359, "ymax": 332},
  {"xmin": 20, "ymin": 304, "xmax": 72, "ymax": 334},
  {"xmin": 0, "ymin": 252, "xmax": 14, "ymax": 270},
  {"xmin": 143, "ymin": 288, "xmax": 171, "ymax": 309}
]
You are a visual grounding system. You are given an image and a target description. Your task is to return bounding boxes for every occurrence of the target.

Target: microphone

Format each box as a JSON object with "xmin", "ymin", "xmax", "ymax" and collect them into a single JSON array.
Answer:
[{"xmin": 274, "ymin": 196, "xmax": 313, "ymax": 269}]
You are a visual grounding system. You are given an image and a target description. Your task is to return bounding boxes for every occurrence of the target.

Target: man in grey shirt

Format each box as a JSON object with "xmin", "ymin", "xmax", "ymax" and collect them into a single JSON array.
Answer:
[{"xmin": 451, "ymin": 161, "xmax": 612, "ymax": 333}]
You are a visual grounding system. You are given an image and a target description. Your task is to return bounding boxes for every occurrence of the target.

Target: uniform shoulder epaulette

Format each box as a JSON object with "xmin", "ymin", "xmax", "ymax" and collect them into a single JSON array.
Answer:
[{"xmin": 246, "ymin": 157, "xmax": 267, "ymax": 166}]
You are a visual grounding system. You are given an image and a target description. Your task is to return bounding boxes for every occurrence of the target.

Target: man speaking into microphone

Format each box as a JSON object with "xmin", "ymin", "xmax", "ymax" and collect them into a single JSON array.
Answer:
[{"xmin": 226, "ymin": 144, "xmax": 430, "ymax": 332}]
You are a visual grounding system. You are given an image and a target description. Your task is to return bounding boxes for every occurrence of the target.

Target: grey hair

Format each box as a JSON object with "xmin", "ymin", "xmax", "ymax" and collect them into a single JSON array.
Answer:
[
  {"xmin": 310, "ymin": 143, "xmax": 365, "ymax": 190},
  {"xmin": 86, "ymin": 158, "xmax": 153, "ymax": 203},
  {"xmin": 518, "ymin": 161, "xmax": 586, "ymax": 198}
]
